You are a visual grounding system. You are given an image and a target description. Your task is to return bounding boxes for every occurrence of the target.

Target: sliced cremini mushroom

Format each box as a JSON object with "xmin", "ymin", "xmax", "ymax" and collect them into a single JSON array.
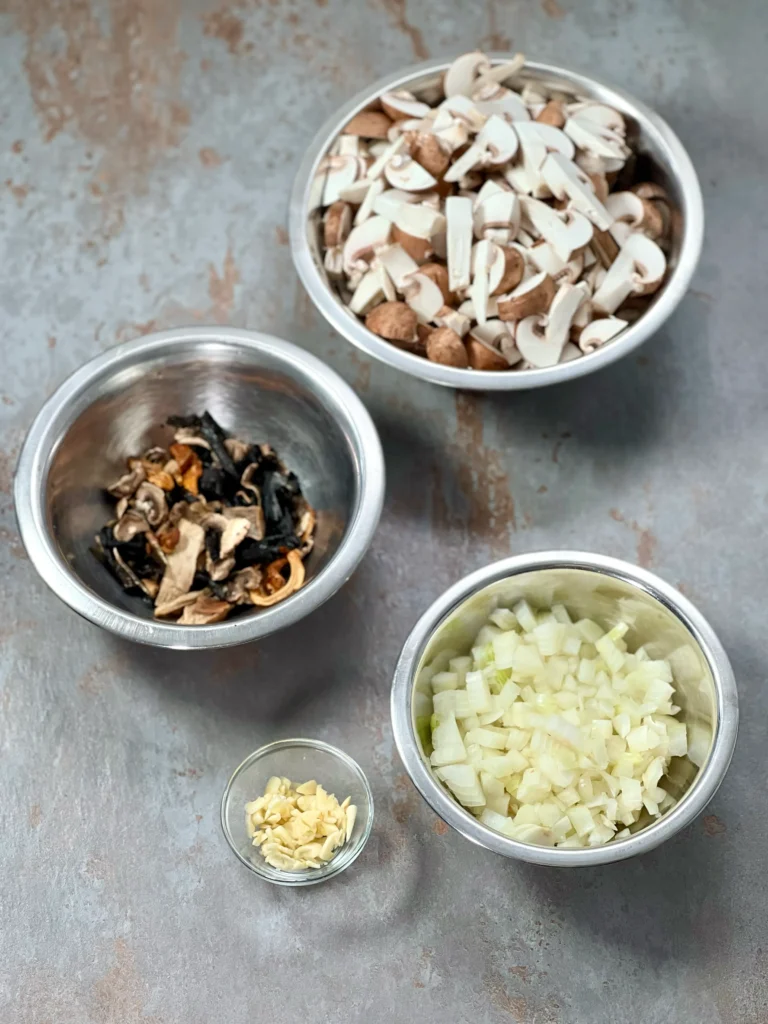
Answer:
[
  {"xmin": 107, "ymin": 462, "xmax": 146, "ymax": 498},
  {"xmin": 497, "ymin": 271, "xmax": 556, "ymax": 321},
  {"xmin": 466, "ymin": 326, "xmax": 509, "ymax": 370},
  {"xmin": 515, "ymin": 282, "xmax": 588, "ymax": 368},
  {"xmin": 472, "ymin": 82, "xmax": 530, "ymax": 123},
  {"xmin": 133, "ymin": 482, "xmax": 167, "ymax": 528},
  {"xmin": 323, "ymin": 201, "xmax": 353, "ymax": 248},
  {"xmin": 564, "ymin": 115, "xmax": 629, "ymax": 163},
  {"xmin": 365, "ymin": 300, "xmax": 418, "ymax": 344},
  {"xmin": 402, "ymin": 271, "xmax": 445, "ymax": 322},
  {"xmin": 341, "ymin": 215, "xmax": 391, "ymax": 277},
  {"xmin": 343, "ymin": 110, "xmax": 393, "ymax": 139},
  {"xmin": 249, "ymin": 550, "xmax": 306, "ymax": 607},
  {"xmin": 376, "ymin": 243, "xmax": 420, "ymax": 289},
  {"xmin": 605, "ymin": 191, "xmax": 664, "ymax": 243},
  {"xmin": 381, "ymin": 89, "xmax": 431, "ymax": 121},
  {"xmin": 443, "ymin": 51, "xmax": 489, "ymax": 97},
  {"xmin": 416, "ymin": 262, "xmax": 452, "ymax": 304},
  {"xmin": 521, "ymin": 196, "xmax": 593, "ymax": 262},
  {"xmin": 590, "ymin": 228, "xmax": 620, "ymax": 269},
  {"xmin": 408, "ymin": 133, "xmax": 451, "ymax": 179},
  {"xmin": 366, "ymin": 135, "xmax": 407, "ymax": 180},
  {"xmin": 578, "ymin": 316, "xmax": 629, "ymax": 353},
  {"xmin": 155, "ymin": 517, "xmax": 205, "ymax": 607},
  {"xmin": 446, "ymin": 195, "xmax": 473, "ymax": 291},
  {"xmin": 321, "ymin": 155, "xmax": 361, "ymax": 206},
  {"xmin": 540, "ymin": 152, "xmax": 613, "ymax": 230},
  {"xmin": 112, "ymin": 509, "xmax": 149, "ymax": 543},
  {"xmin": 426, "ymin": 326, "xmax": 469, "ymax": 367},
  {"xmin": 433, "ymin": 303, "xmax": 471, "ymax": 337},
  {"xmin": 349, "ymin": 265, "xmax": 396, "ymax": 315},
  {"xmin": 473, "ymin": 190, "xmax": 520, "ymax": 244},
  {"xmin": 536, "ymin": 100, "xmax": 566, "ymax": 128},
  {"xmin": 493, "ymin": 246, "xmax": 526, "ymax": 294},
  {"xmin": 384, "ymin": 154, "xmax": 437, "ymax": 192},
  {"xmin": 437, "ymin": 94, "xmax": 487, "ymax": 134},
  {"xmin": 592, "ymin": 233, "xmax": 666, "ymax": 314}
]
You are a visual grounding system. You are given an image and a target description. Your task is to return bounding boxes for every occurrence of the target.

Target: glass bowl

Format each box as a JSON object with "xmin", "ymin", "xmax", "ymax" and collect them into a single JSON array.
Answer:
[{"xmin": 220, "ymin": 738, "xmax": 374, "ymax": 886}]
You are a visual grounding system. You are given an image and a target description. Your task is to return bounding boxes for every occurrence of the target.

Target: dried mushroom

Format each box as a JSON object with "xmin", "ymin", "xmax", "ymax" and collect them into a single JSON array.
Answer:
[
  {"xmin": 314, "ymin": 50, "xmax": 679, "ymax": 371},
  {"xmin": 93, "ymin": 412, "xmax": 316, "ymax": 624}
]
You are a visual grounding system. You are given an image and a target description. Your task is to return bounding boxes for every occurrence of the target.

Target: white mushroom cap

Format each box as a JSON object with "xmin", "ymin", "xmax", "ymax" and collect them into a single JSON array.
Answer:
[
  {"xmin": 402, "ymin": 271, "xmax": 445, "ymax": 322},
  {"xmin": 444, "ymin": 51, "xmax": 489, "ymax": 97},
  {"xmin": 578, "ymin": 316, "xmax": 629, "ymax": 353},
  {"xmin": 384, "ymin": 154, "xmax": 438, "ymax": 192},
  {"xmin": 591, "ymin": 233, "xmax": 666, "ymax": 314},
  {"xmin": 341, "ymin": 215, "xmax": 392, "ymax": 276},
  {"xmin": 540, "ymin": 152, "xmax": 613, "ymax": 231}
]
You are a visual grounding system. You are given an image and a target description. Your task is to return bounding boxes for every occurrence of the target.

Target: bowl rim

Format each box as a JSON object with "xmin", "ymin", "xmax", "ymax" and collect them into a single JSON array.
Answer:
[
  {"xmin": 290, "ymin": 55, "xmax": 705, "ymax": 391},
  {"xmin": 390, "ymin": 550, "xmax": 738, "ymax": 866},
  {"xmin": 14, "ymin": 326, "xmax": 385, "ymax": 649},
  {"xmin": 220, "ymin": 737, "xmax": 375, "ymax": 886}
]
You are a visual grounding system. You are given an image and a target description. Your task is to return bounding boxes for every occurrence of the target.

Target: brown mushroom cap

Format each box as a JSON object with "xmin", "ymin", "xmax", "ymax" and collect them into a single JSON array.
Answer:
[
  {"xmin": 343, "ymin": 110, "xmax": 393, "ymax": 139},
  {"xmin": 497, "ymin": 273, "xmax": 556, "ymax": 321},
  {"xmin": 391, "ymin": 224, "xmax": 433, "ymax": 263},
  {"xmin": 492, "ymin": 247, "xmax": 526, "ymax": 296},
  {"xmin": 323, "ymin": 201, "xmax": 352, "ymax": 248},
  {"xmin": 536, "ymin": 100, "xmax": 566, "ymax": 128},
  {"xmin": 418, "ymin": 262, "xmax": 453, "ymax": 304},
  {"xmin": 365, "ymin": 301, "xmax": 418, "ymax": 343},
  {"xmin": 466, "ymin": 337, "xmax": 509, "ymax": 371},
  {"xmin": 426, "ymin": 326, "xmax": 469, "ymax": 368},
  {"xmin": 410, "ymin": 134, "xmax": 451, "ymax": 178}
]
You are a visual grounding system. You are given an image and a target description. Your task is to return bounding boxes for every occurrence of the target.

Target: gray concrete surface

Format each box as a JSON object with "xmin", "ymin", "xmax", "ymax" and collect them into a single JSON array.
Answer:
[{"xmin": 1, "ymin": 1, "xmax": 766, "ymax": 1021}]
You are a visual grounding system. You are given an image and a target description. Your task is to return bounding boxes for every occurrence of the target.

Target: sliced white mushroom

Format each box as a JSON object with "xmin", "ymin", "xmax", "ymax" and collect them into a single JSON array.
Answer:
[
  {"xmin": 433, "ymin": 304, "xmax": 471, "ymax": 337},
  {"xmin": 338, "ymin": 177, "xmax": 377, "ymax": 205},
  {"xmin": 372, "ymin": 187, "xmax": 419, "ymax": 221},
  {"xmin": 605, "ymin": 191, "xmax": 664, "ymax": 243},
  {"xmin": 438, "ymin": 94, "xmax": 487, "ymax": 133},
  {"xmin": 387, "ymin": 116, "xmax": 433, "ymax": 142},
  {"xmin": 366, "ymin": 135, "xmax": 407, "ymax": 180},
  {"xmin": 564, "ymin": 116, "xmax": 629, "ymax": 163},
  {"xmin": 515, "ymin": 281, "xmax": 587, "ymax": 367},
  {"xmin": 540, "ymin": 152, "xmax": 613, "ymax": 231},
  {"xmin": 348, "ymin": 265, "xmax": 395, "ymax": 314},
  {"xmin": 518, "ymin": 121, "xmax": 575, "ymax": 161},
  {"xmin": 497, "ymin": 270, "xmax": 555, "ymax": 321},
  {"xmin": 477, "ymin": 114, "xmax": 519, "ymax": 165},
  {"xmin": 458, "ymin": 295, "xmax": 499, "ymax": 320},
  {"xmin": 342, "ymin": 215, "xmax": 392, "ymax": 276},
  {"xmin": 592, "ymin": 234, "xmax": 666, "ymax": 314},
  {"xmin": 384, "ymin": 154, "xmax": 438, "ymax": 192},
  {"xmin": 434, "ymin": 118, "xmax": 471, "ymax": 153},
  {"xmin": 376, "ymin": 243, "xmax": 420, "ymax": 289},
  {"xmin": 473, "ymin": 190, "xmax": 520, "ymax": 244},
  {"xmin": 578, "ymin": 316, "xmax": 628, "ymax": 353},
  {"xmin": 402, "ymin": 271, "xmax": 445, "ymax": 323},
  {"xmin": 322, "ymin": 155, "xmax": 362, "ymax": 206},
  {"xmin": 567, "ymin": 101, "xmax": 626, "ymax": 136},
  {"xmin": 521, "ymin": 82, "xmax": 548, "ymax": 111},
  {"xmin": 559, "ymin": 342, "xmax": 582, "ymax": 363},
  {"xmin": 324, "ymin": 246, "xmax": 344, "ymax": 278},
  {"xmin": 381, "ymin": 89, "xmax": 432, "ymax": 121},
  {"xmin": 444, "ymin": 51, "xmax": 488, "ymax": 97},
  {"xmin": 394, "ymin": 202, "xmax": 445, "ymax": 241},
  {"xmin": 337, "ymin": 135, "xmax": 365, "ymax": 157},
  {"xmin": 520, "ymin": 197, "xmax": 592, "ymax": 262},
  {"xmin": 354, "ymin": 176, "xmax": 385, "ymax": 226},
  {"xmin": 469, "ymin": 239, "xmax": 505, "ymax": 325},
  {"xmin": 446, "ymin": 196, "xmax": 473, "ymax": 292},
  {"xmin": 472, "ymin": 82, "xmax": 531, "ymax": 123},
  {"xmin": 499, "ymin": 330, "xmax": 523, "ymax": 366},
  {"xmin": 443, "ymin": 141, "xmax": 486, "ymax": 183},
  {"xmin": 476, "ymin": 53, "xmax": 526, "ymax": 86}
]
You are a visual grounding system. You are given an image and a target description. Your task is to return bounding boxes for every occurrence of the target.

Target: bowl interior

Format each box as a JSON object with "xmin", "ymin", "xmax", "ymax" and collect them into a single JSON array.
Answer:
[
  {"xmin": 295, "ymin": 58, "xmax": 699, "ymax": 389},
  {"xmin": 221, "ymin": 740, "xmax": 373, "ymax": 884},
  {"xmin": 412, "ymin": 567, "xmax": 718, "ymax": 842},
  {"xmin": 45, "ymin": 340, "xmax": 358, "ymax": 623}
]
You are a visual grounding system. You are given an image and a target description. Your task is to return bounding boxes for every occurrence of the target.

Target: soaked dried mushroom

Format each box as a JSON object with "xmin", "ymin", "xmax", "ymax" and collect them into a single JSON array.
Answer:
[
  {"xmin": 314, "ymin": 50, "xmax": 680, "ymax": 371},
  {"xmin": 93, "ymin": 412, "xmax": 316, "ymax": 623},
  {"xmin": 246, "ymin": 776, "xmax": 357, "ymax": 871}
]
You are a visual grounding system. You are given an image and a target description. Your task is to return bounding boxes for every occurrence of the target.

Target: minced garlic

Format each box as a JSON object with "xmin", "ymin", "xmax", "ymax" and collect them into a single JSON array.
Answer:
[{"xmin": 245, "ymin": 776, "xmax": 357, "ymax": 871}]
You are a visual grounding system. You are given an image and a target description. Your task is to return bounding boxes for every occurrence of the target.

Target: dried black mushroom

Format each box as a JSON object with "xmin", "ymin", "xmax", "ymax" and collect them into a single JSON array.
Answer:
[{"xmin": 92, "ymin": 412, "xmax": 316, "ymax": 624}]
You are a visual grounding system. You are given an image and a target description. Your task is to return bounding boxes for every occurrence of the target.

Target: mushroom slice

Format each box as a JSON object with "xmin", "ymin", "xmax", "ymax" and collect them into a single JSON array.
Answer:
[
  {"xmin": 112, "ymin": 509, "xmax": 150, "ymax": 543},
  {"xmin": 437, "ymin": 94, "xmax": 487, "ymax": 133},
  {"xmin": 473, "ymin": 178, "xmax": 505, "ymax": 208},
  {"xmin": 249, "ymin": 551, "xmax": 306, "ymax": 607},
  {"xmin": 418, "ymin": 263, "xmax": 453, "ymax": 304},
  {"xmin": 476, "ymin": 53, "xmax": 526, "ymax": 87},
  {"xmin": 559, "ymin": 342, "xmax": 582, "ymax": 363},
  {"xmin": 155, "ymin": 518, "xmax": 206, "ymax": 607},
  {"xmin": 433, "ymin": 304, "xmax": 471, "ymax": 337},
  {"xmin": 376, "ymin": 243, "xmax": 420, "ymax": 289},
  {"xmin": 349, "ymin": 265, "xmax": 396, "ymax": 315},
  {"xmin": 366, "ymin": 135, "xmax": 407, "ymax": 180},
  {"xmin": 477, "ymin": 115, "xmax": 519, "ymax": 165},
  {"xmin": 443, "ymin": 51, "xmax": 489, "ymax": 98},
  {"xmin": 425, "ymin": 327, "xmax": 469, "ymax": 368},
  {"xmin": 365, "ymin": 301, "xmax": 418, "ymax": 345},
  {"xmin": 515, "ymin": 282, "xmax": 588, "ymax": 368},
  {"xmin": 564, "ymin": 116, "xmax": 629, "ymax": 163},
  {"xmin": 402, "ymin": 272, "xmax": 445, "ymax": 323},
  {"xmin": 207, "ymin": 553, "xmax": 236, "ymax": 582},
  {"xmin": 324, "ymin": 246, "xmax": 344, "ymax": 278},
  {"xmin": 578, "ymin": 316, "xmax": 629, "ymax": 353},
  {"xmin": 592, "ymin": 234, "xmax": 666, "ymax": 314},
  {"xmin": 497, "ymin": 271, "xmax": 555, "ymax": 321},
  {"xmin": 567, "ymin": 101, "xmax": 626, "ymax": 136},
  {"xmin": 353, "ymin": 177, "xmax": 385, "ymax": 227},
  {"xmin": 521, "ymin": 197, "xmax": 592, "ymax": 262},
  {"xmin": 133, "ymin": 482, "xmax": 167, "ymax": 528},
  {"xmin": 222, "ymin": 505, "xmax": 264, "ymax": 541},
  {"xmin": 381, "ymin": 89, "xmax": 431, "ymax": 121},
  {"xmin": 605, "ymin": 191, "xmax": 664, "ymax": 243},
  {"xmin": 469, "ymin": 239, "xmax": 494, "ymax": 326},
  {"xmin": 338, "ymin": 177, "xmax": 376, "ymax": 205},
  {"xmin": 518, "ymin": 121, "xmax": 575, "ymax": 160},
  {"xmin": 323, "ymin": 201, "xmax": 352, "ymax": 247},
  {"xmin": 384, "ymin": 154, "xmax": 437, "ymax": 192},
  {"xmin": 473, "ymin": 190, "xmax": 520, "ymax": 244},
  {"xmin": 458, "ymin": 295, "xmax": 499, "ymax": 321},
  {"xmin": 539, "ymin": 152, "xmax": 613, "ymax": 231},
  {"xmin": 343, "ymin": 110, "xmax": 393, "ymax": 139},
  {"xmin": 493, "ymin": 246, "xmax": 526, "ymax": 294},
  {"xmin": 536, "ymin": 100, "xmax": 566, "ymax": 128},
  {"xmin": 154, "ymin": 589, "xmax": 208, "ymax": 619},
  {"xmin": 394, "ymin": 202, "xmax": 445, "ymax": 240},
  {"xmin": 178, "ymin": 595, "xmax": 233, "ymax": 625},
  {"xmin": 590, "ymin": 228, "xmax": 620, "ymax": 269},
  {"xmin": 446, "ymin": 196, "xmax": 473, "ymax": 292},
  {"xmin": 341, "ymin": 215, "xmax": 392, "ymax": 277},
  {"xmin": 372, "ymin": 187, "xmax": 420, "ymax": 222},
  {"xmin": 321, "ymin": 155, "xmax": 361, "ymax": 206},
  {"xmin": 468, "ymin": 320, "xmax": 513, "ymax": 370},
  {"xmin": 472, "ymin": 82, "xmax": 530, "ymax": 123},
  {"xmin": 219, "ymin": 517, "xmax": 252, "ymax": 560},
  {"xmin": 107, "ymin": 462, "xmax": 146, "ymax": 498},
  {"xmin": 442, "ymin": 141, "xmax": 486, "ymax": 183}
]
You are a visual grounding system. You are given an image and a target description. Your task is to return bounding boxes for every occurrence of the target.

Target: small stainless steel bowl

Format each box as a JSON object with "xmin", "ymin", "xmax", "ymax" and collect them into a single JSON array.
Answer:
[
  {"xmin": 291, "ymin": 57, "xmax": 704, "ymax": 391},
  {"xmin": 391, "ymin": 552, "xmax": 738, "ymax": 866},
  {"xmin": 15, "ymin": 327, "xmax": 384, "ymax": 649}
]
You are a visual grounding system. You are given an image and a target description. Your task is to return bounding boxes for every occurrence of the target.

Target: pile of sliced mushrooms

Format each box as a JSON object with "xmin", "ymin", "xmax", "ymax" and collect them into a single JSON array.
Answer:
[
  {"xmin": 312, "ymin": 50, "xmax": 677, "ymax": 371},
  {"xmin": 94, "ymin": 413, "xmax": 316, "ymax": 625}
]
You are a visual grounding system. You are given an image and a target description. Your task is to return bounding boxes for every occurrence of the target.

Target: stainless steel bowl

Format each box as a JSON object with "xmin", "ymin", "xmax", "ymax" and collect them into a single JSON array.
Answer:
[
  {"xmin": 290, "ymin": 57, "xmax": 704, "ymax": 391},
  {"xmin": 15, "ymin": 327, "xmax": 385, "ymax": 649},
  {"xmin": 391, "ymin": 552, "xmax": 738, "ymax": 866}
]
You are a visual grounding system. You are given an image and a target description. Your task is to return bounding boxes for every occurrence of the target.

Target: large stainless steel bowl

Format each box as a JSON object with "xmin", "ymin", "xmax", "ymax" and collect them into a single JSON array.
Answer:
[
  {"xmin": 290, "ymin": 57, "xmax": 704, "ymax": 391},
  {"xmin": 15, "ymin": 328, "xmax": 385, "ymax": 649},
  {"xmin": 391, "ymin": 552, "xmax": 738, "ymax": 866}
]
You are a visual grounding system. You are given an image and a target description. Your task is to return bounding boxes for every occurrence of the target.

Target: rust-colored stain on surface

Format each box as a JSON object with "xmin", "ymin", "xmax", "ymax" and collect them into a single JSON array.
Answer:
[
  {"xmin": 203, "ymin": 8, "xmax": 246, "ymax": 54},
  {"xmin": 392, "ymin": 772, "xmax": 420, "ymax": 824},
  {"xmin": 208, "ymin": 246, "xmax": 241, "ymax": 322},
  {"xmin": 11, "ymin": 140, "xmax": 24, "ymax": 154},
  {"xmin": 432, "ymin": 818, "xmax": 449, "ymax": 835},
  {"xmin": 378, "ymin": 0, "xmax": 429, "ymax": 60},
  {"xmin": 483, "ymin": 0, "xmax": 512, "ymax": 50},
  {"xmin": 274, "ymin": 225, "xmax": 289, "ymax": 245},
  {"xmin": 5, "ymin": 179, "xmax": 29, "ymax": 204},
  {"xmin": 91, "ymin": 939, "xmax": 162, "ymax": 1024},
  {"xmin": 703, "ymin": 814, "xmax": 727, "ymax": 837},
  {"xmin": 542, "ymin": 0, "xmax": 566, "ymax": 18},
  {"xmin": 0, "ymin": 526, "xmax": 28, "ymax": 560},
  {"xmin": 609, "ymin": 508, "xmax": 657, "ymax": 568},
  {"xmin": 199, "ymin": 146, "xmax": 223, "ymax": 167},
  {"xmin": 7, "ymin": 0, "xmax": 186, "ymax": 228},
  {"xmin": 28, "ymin": 803, "xmax": 42, "ymax": 829}
]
